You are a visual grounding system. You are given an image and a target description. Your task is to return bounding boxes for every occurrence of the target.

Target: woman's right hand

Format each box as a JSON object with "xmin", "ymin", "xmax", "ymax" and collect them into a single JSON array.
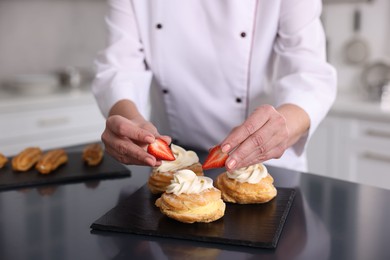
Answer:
[{"xmin": 101, "ymin": 114, "xmax": 170, "ymax": 167}]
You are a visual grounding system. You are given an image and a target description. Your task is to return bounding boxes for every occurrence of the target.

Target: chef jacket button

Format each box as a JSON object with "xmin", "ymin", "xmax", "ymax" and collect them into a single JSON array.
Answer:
[
  {"xmin": 156, "ymin": 23, "xmax": 163, "ymax": 29},
  {"xmin": 236, "ymin": 97, "xmax": 242, "ymax": 103},
  {"xmin": 162, "ymin": 89, "xmax": 169, "ymax": 94},
  {"xmin": 240, "ymin": 32, "xmax": 246, "ymax": 38}
]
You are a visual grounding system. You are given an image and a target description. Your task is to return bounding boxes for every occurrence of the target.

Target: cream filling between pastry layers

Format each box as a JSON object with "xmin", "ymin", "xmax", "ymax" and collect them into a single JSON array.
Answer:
[
  {"xmin": 227, "ymin": 163, "xmax": 268, "ymax": 184},
  {"xmin": 166, "ymin": 170, "xmax": 213, "ymax": 195},
  {"xmin": 155, "ymin": 144, "xmax": 199, "ymax": 172},
  {"xmin": 169, "ymin": 200, "xmax": 224, "ymax": 215}
]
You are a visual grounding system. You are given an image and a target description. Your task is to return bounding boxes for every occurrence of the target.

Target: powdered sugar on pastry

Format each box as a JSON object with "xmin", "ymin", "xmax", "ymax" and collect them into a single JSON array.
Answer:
[
  {"xmin": 166, "ymin": 170, "xmax": 213, "ymax": 195},
  {"xmin": 227, "ymin": 163, "xmax": 268, "ymax": 184},
  {"xmin": 155, "ymin": 144, "xmax": 199, "ymax": 172}
]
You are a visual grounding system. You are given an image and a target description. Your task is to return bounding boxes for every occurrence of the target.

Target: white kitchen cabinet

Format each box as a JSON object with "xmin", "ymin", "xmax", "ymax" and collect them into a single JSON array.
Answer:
[
  {"xmin": 307, "ymin": 113, "xmax": 390, "ymax": 190},
  {"xmin": 0, "ymin": 90, "xmax": 105, "ymax": 156},
  {"xmin": 347, "ymin": 120, "xmax": 390, "ymax": 189}
]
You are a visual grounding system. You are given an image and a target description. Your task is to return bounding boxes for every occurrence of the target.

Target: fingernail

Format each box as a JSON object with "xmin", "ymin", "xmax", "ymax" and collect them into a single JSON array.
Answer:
[
  {"xmin": 222, "ymin": 144, "xmax": 231, "ymax": 153},
  {"xmin": 227, "ymin": 158, "xmax": 236, "ymax": 169},
  {"xmin": 145, "ymin": 135, "xmax": 155, "ymax": 144}
]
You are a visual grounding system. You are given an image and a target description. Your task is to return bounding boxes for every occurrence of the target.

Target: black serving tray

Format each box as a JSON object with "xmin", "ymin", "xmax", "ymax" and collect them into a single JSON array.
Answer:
[
  {"xmin": 91, "ymin": 174, "xmax": 295, "ymax": 249},
  {"xmin": 0, "ymin": 151, "xmax": 130, "ymax": 192}
]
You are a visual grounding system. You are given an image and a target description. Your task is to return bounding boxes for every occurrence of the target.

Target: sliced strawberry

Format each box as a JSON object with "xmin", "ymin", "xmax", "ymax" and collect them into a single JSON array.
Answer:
[
  {"xmin": 147, "ymin": 138, "xmax": 175, "ymax": 161},
  {"xmin": 202, "ymin": 145, "xmax": 228, "ymax": 170}
]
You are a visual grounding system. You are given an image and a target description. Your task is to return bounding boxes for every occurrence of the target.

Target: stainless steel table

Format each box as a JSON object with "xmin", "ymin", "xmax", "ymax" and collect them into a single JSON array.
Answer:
[{"xmin": 1, "ymin": 146, "xmax": 389, "ymax": 260}]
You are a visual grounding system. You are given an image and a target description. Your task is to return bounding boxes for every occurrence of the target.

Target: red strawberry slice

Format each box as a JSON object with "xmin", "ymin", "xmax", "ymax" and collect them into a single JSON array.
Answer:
[
  {"xmin": 202, "ymin": 145, "xmax": 228, "ymax": 170},
  {"xmin": 147, "ymin": 138, "xmax": 175, "ymax": 161}
]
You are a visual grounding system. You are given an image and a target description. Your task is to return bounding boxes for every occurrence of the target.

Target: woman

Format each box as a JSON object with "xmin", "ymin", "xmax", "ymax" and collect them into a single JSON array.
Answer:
[{"xmin": 92, "ymin": 0, "xmax": 337, "ymax": 172}]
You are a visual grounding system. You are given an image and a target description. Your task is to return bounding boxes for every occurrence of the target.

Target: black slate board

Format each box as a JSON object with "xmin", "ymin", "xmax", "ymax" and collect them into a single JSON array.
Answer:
[
  {"xmin": 0, "ymin": 152, "xmax": 130, "ymax": 191},
  {"xmin": 91, "ymin": 181, "xmax": 295, "ymax": 249}
]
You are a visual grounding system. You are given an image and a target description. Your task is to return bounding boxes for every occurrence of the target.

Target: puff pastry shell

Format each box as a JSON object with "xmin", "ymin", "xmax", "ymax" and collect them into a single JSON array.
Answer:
[
  {"xmin": 155, "ymin": 188, "xmax": 225, "ymax": 223},
  {"xmin": 215, "ymin": 172, "xmax": 277, "ymax": 204},
  {"xmin": 148, "ymin": 162, "xmax": 203, "ymax": 194}
]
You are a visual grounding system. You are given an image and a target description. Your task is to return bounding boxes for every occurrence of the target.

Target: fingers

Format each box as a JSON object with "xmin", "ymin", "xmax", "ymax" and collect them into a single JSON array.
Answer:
[
  {"xmin": 102, "ymin": 130, "xmax": 157, "ymax": 166},
  {"xmin": 107, "ymin": 115, "xmax": 156, "ymax": 144},
  {"xmin": 223, "ymin": 105, "xmax": 289, "ymax": 171},
  {"xmin": 101, "ymin": 115, "xmax": 165, "ymax": 166},
  {"xmin": 221, "ymin": 106, "xmax": 270, "ymax": 154},
  {"xmin": 226, "ymin": 138, "xmax": 287, "ymax": 171},
  {"xmin": 104, "ymin": 139, "xmax": 153, "ymax": 165},
  {"xmin": 159, "ymin": 135, "xmax": 172, "ymax": 146}
]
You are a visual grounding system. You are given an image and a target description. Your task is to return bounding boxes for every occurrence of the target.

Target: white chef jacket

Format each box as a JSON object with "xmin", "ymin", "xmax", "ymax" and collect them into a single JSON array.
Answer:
[{"xmin": 92, "ymin": 0, "xmax": 337, "ymax": 172}]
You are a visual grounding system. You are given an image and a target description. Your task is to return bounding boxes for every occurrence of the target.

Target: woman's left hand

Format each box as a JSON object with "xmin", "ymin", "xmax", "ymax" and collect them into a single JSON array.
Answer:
[{"xmin": 221, "ymin": 104, "xmax": 308, "ymax": 171}]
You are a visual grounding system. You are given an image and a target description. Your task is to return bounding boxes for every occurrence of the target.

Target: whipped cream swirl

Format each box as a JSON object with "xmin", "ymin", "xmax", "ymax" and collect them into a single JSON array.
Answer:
[
  {"xmin": 227, "ymin": 163, "xmax": 268, "ymax": 184},
  {"xmin": 155, "ymin": 144, "xmax": 199, "ymax": 172},
  {"xmin": 166, "ymin": 170, "xmax": 213, "ymax": 195}
]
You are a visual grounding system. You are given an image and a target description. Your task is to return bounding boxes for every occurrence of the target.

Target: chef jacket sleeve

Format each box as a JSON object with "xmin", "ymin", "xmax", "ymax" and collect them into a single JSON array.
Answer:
[
  {"xmin": 274, "ymin": 0, "xmax": 337, "ymax": 155},
  {"xmin": 92, "ymin": 0, "xmax": 152, "ymax": 118}
]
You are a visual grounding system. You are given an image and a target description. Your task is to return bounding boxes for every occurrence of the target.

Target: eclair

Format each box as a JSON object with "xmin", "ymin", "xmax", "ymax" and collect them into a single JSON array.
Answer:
[
  {"xmin": 36, "ymin": 149, "xmax": 68, "ymax": 174},
  {"xmin": 12, "ymin": 147, "xmax": 43, "ymax": 172},
  {"xmin": 0, "ymin": 153, "xmax": 8, "ymax": 169},
  {"xmin": 82, "ymin": 143, "xmax": 104, "ymax": 166}
]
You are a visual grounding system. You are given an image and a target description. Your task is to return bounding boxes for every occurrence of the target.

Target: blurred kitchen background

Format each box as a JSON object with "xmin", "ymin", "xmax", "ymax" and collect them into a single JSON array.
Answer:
[
  {"xmin": 0, "ymin": 0, "xmax": 106, "ymax": 86},
  {"xmin": 0, "ymin": 0, "xmax": 108, "ymax": 161},
  {"xmin": 0, "ymin": 0, "xmax": 390, "ymax": 189}
]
